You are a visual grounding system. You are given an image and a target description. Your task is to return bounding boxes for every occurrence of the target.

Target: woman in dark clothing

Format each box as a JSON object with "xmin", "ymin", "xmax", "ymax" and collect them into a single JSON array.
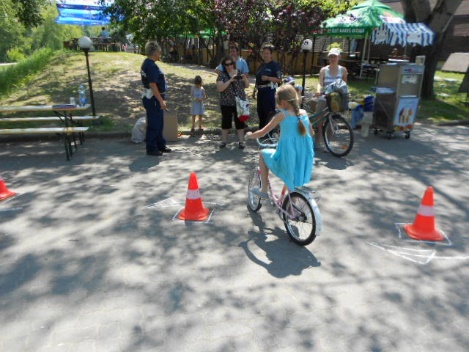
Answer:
[
  {"xmin": 252, "ymin": 44, "xmax": 282, "ymax": 129},
  {"xmin": 140, "ymin": 41, "xmax": 171, "ymax": 156}
]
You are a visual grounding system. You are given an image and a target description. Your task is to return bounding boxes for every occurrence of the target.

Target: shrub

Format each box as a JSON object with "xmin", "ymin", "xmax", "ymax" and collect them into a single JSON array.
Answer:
[
  {"xmin": 0, "ymin": 48, "xmax": 54, "ymax": 97},
  {"xmin": 6, "ymin": 47, "xmax": 26, "ymax": 62}
]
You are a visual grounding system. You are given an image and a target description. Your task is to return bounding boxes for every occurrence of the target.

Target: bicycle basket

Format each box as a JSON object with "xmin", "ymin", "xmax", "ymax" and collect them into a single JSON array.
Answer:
[{"xmin": 326, "ymin": 92, "xmax": 343, "ymax": 112}]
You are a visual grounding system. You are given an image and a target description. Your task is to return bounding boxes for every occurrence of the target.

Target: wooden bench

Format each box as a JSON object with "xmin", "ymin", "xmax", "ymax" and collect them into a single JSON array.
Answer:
[
  {"xmin": 0, "ymin": 115, "xmax": 98, "ymax": 122},
  {"xmin": 0, "ymin": 127, "xmax": 89, "ymax": 160},
  {"xmin": 0, "ymin": 104, "xmax": 93, "ymax": 160}
]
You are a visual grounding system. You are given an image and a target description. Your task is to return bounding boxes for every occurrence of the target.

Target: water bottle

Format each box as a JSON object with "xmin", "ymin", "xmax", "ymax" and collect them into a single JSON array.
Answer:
[{"xmin": 78, "ymin": 84, "xmax": 87, "ymax": 106}]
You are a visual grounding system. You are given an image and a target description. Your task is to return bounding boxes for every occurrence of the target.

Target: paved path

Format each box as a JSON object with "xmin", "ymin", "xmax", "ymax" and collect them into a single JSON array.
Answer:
[{"xmin": 1, "ymin": 124, "xmax": 468, "ymax": 351}]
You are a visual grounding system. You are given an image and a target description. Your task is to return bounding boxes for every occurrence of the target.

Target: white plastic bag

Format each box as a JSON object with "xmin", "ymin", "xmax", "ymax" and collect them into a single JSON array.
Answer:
[{"xmin": 131, "ymin": 117, "xmax": 147, "ymax": 143}]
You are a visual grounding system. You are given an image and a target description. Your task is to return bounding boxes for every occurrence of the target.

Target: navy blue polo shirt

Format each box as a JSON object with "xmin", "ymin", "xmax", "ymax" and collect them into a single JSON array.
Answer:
[
  {"xmin": 141, "ymin": 58, "xmax": 166, "ymax": 97},
  {"xmin": 255, "ymin": 61, "xmax": 281, "ymax": 87}
]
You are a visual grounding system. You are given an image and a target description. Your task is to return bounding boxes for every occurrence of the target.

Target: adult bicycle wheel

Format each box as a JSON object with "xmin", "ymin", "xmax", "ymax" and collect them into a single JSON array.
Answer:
[
  {"xmin": 247, "ymin": 167, "xmax": 262, "ymax": 212},
  {"xmin": 323, "ymin": 113, "xmax": 354, "ymax": 157},
  {"xmin": 282, "ymin": 192, "xmax": 316, "ymax": 246}
]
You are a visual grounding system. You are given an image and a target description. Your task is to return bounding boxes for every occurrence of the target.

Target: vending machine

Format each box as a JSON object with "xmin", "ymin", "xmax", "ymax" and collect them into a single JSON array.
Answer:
[{"xmin": 372, "ymin": 63, "xmax": 424, "ymax": 139}]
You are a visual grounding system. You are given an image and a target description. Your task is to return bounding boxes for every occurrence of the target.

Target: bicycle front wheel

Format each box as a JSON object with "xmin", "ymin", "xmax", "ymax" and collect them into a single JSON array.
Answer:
[
  {"xmin": 323, "ymin": 113, "xmax": 354, "ymax": 157},
  {"xmin": 282, "ymin": 192, "xmax": 316, "ymax": 246},
  {"xmin": 247, "ymin": 167, "xmax": 263, "ymax": 212}
]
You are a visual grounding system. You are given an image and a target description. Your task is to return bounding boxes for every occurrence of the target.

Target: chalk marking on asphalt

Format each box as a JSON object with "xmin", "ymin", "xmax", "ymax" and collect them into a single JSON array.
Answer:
[
  {"xmin": 146, "ymin": 198, "xmax": 226, "ymax": 209},
  {"xmin": 0, "ymin": 207, "xmax": 23, "ymax": 213},
  {"xmin": 0, "ymin": 192, "xmax": 25, "ymax": 213},
  {"xmin": 366, "ymin": 223, "xmax": 469, "ymax": 264},
  {"xmin": 367, "ymin": 242, "xmax": 436, "ymax": 265},
  {"xmin": 145, "ymin": 198, "xmax": 181, "ymax": 208}
]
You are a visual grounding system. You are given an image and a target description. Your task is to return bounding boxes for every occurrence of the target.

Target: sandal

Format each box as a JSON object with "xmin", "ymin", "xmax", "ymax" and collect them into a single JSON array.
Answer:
[{"xmin": 238, "ymin": 142, "xmax": 245, "ymax": 150}]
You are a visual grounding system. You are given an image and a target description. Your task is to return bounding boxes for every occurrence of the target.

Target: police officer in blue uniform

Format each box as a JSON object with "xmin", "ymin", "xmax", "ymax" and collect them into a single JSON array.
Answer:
[
  {"xmin": 252, "ymin": 43, "xmax": 282, "ymax": 129},
  {"xmin": 141, "ymin": 41, "xmax": 171, "ymax": 156}
]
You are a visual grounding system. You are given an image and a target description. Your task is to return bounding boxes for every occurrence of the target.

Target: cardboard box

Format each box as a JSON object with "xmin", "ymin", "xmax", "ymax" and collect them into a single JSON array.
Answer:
[{"xmin": 163, "ymin": 111, "xmax": 178, "ymax": 142}]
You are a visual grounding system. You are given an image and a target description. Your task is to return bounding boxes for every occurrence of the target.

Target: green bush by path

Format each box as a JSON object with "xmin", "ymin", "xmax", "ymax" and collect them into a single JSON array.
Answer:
[{"xmin": 0, "ymin": 48, "xmax": 55, "ymax": 98}]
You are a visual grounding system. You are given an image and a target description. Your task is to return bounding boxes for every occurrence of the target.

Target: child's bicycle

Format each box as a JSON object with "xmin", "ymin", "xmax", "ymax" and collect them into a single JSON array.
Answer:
[
  {"xmin": 247, "ymin": 138, "xmax": 322, "ymax": 246},
  {"xmin": 307, "ymin": 94, "xmax": 354, "ymax": 157}
]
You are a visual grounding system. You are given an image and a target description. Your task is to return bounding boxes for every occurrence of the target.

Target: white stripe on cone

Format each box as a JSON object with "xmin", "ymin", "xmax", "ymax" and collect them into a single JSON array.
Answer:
[
  {"xmin": 417, "ymin": 204, "xmax": 434, "ymax": 217},
  {"xmin": 186, "ymin": 189, "xmax": 201, "ymax": 200}
]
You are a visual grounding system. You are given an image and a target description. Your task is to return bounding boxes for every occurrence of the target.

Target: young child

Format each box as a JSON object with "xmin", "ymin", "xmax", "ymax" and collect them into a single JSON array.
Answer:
[
  {"xmin": 190, "ymin": 75, "xmax": 207, "ymax": 132},
  {"xmin": 245, "ymin": 85, "xmax": 314, "ymax": 197}
]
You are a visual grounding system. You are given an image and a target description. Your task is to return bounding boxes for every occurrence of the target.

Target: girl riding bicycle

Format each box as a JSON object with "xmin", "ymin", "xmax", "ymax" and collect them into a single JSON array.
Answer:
[{"xmin": 245, "ymin": 85, "xmax": 314, "ymax": 198}]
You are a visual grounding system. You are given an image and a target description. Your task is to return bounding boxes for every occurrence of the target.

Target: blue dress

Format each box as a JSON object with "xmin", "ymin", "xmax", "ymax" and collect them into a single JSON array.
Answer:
[
  {"xmin": 262, "ymin": 110, "xmax": 314, "ymax": 191},
  {"xmin": 190, "ymin": 86, "xmax": 205, "ymax": 115}
]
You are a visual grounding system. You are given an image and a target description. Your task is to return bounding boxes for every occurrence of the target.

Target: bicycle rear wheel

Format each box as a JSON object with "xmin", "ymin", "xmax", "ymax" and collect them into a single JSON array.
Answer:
[
  {"xmin": 247, "ymin": 167, "xmax": 263, "ymax": 212},
  {"xmin": 282, "ymin": 192, "xmax": 316, "ymax": 246},
  {"xmin": 323, "ymin": 113, "xmax": 354, "ymax": 157}
]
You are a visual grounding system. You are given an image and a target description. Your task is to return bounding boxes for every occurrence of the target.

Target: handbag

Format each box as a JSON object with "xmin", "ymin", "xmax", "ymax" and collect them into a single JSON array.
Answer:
[
  {"xmin": 231, "ymin": 73, "xmax": 250, "ymax": 122},
  {"xmin": 235, "ymin": 96, "xmax": 250, "ymax": 122}
]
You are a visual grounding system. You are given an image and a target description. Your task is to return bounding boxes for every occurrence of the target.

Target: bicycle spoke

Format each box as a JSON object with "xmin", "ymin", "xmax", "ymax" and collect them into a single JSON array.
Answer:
[
  {"xmin": 323, "ymin": 114, "xmax": 354, "ymax": 157},
  {"xmin": 282, "ymin": 192, "xmax": 316, "ymax": 246},
  {"xmin": 247, "ymin": 167, "xmax": 262, "ymax": 212}
]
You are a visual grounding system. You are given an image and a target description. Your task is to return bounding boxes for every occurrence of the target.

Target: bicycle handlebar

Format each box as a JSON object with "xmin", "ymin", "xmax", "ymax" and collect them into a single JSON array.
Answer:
[{"xmin": 256, "ymin": 137, "xmax": 278, "ymax": 149}]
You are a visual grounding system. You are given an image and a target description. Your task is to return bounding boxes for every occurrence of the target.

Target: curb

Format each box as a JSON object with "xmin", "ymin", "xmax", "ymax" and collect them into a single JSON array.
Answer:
[
  {"xmin": 0, "ymin": 128, "xmax": 257, "ymax": 143},
  {"xmin": 0, "ymin": 121, "xmax": 465, "ymax": 143},
  {"xmin": 437, "ymin": 120, "xmax": 469, "ymax": 126}
]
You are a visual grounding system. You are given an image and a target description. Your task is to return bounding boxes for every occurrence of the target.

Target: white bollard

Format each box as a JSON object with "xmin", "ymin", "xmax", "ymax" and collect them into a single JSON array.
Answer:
[{"xmin": 361, "ymin": 112, "xmax": 373, "ymax": 137}]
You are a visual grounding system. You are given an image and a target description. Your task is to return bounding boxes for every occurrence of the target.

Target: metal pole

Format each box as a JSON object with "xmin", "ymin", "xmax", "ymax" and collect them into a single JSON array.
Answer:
[
  {"xmin": 84, "ymin": 49, "xmax": 96, "ymax": 116},
  {"xmin": 301, "ymin": 50, "xmax": 307, "ymax": 108}
]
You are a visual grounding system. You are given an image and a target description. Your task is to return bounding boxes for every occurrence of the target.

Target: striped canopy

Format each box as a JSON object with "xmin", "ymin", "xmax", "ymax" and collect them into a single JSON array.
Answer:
[{"xmin": 371, "ymin": 22, "xmax": 434, "ymax": 46}]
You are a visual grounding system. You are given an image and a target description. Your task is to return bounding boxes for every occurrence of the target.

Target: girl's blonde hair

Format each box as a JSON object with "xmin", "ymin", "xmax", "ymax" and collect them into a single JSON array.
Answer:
[{"xmin": 277, "ymin": 85, "xmax": 307, "ymax": 136}]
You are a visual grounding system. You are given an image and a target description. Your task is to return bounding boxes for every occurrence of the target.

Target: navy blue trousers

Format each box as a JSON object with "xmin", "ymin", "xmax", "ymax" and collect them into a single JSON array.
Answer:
[
  {"xmin": 142, "ymin": 97, "xmax": 166, "ymax": 152},
  {"xmin": 256, "ymin": 88, "xmax": 276, "ymax": 129}
]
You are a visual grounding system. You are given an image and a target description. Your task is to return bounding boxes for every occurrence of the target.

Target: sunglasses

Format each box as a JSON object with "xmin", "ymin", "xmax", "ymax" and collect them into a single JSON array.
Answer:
[{"xmin": 224, "ymin": 62, "xmax": 234, "ymax": 66}]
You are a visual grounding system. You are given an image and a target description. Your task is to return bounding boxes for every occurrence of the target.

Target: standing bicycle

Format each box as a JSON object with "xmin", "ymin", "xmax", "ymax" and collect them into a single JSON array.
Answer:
[
  {"xmin": 306, "ymin": 92, "xmax": 354, "ymax": 157},
  {"xmin": 245, "ymin": 85, "xmax": 321, "ymax": 246},
  {"xmin": 309, "ymin": 47, "xmax": 354, "ymax": 157}
]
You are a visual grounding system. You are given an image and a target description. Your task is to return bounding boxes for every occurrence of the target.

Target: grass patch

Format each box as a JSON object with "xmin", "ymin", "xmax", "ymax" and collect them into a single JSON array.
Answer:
[{"xmin": 1, "ymin": 51, "xmax": 467, "ymax": 134}]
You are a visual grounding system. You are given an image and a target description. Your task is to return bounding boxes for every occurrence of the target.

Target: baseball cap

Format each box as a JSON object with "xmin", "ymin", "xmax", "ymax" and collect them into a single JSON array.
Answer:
[
  {"xmin": 328, "ymin": 48, "xmax": 341, "ymax": 57},
  {"xmin": 284, "ymin": 76, "xmax": 295, "ymax": 85}
]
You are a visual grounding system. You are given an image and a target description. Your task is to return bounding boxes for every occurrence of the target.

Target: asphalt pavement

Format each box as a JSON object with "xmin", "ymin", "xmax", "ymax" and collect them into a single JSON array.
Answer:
[{"xmin": 1, "ymin": 123, "xmax": 468, "ymax": 352}]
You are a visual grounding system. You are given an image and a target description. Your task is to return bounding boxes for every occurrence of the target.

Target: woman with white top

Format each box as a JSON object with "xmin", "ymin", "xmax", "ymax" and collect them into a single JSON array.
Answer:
[{"xmin": 315, "ymin": 48, "xmax": 348, "ymax": 151}]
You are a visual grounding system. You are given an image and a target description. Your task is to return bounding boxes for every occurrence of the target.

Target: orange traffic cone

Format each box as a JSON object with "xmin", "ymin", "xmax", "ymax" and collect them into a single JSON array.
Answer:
[
  {"xmin": 404, "ymin": 186, "xmax": 444, "ymax": 241},
  {"xmin": 0, "ymin": 176, "xmax": 17, "ymax": 201},
  {"xmin": 178, "ymin": 172, "xmax": 210, "ymax": 221}
]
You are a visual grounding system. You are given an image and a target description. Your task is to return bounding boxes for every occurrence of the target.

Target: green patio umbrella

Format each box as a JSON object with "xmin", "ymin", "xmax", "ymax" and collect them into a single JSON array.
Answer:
[
  {"xmin": 319, "ymin": 0, "xmax": 405, "ymax": 77},
  {"xmin": 321, "ymin": 0, "xmax": 404, "ymax": 37}
]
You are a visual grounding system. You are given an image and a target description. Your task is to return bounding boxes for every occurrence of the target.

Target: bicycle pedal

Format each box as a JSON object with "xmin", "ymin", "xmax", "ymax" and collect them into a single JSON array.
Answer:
[{"xmin": 276, "ymin": 209, "xmax": 283, "ymax": 220}]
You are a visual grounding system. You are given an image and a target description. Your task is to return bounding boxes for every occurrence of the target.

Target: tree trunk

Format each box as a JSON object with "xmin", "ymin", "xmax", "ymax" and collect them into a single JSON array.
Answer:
[{"xmin": 400, "ymin": 0, "xmax": 463, "ymax": 99}]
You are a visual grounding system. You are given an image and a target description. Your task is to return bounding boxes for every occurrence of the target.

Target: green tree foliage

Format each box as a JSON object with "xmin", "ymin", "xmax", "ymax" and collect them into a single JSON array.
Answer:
[
  {"xmin": 104, "ymin": 0, "xmax": 208, "ymax": 46},
  {"xmin": 210, "ymin": 0, "xmax": 357, "ymax": 72},
  {"xmin": 13, "ymin": 0, "xmax": 47, "ymax": 27},
  {"xmin": 104, "ymin": 0, "xmax": 357, "ymax": 70},
  {"xmin": 0, "ymin": 1, "xmax": 82, "ymax": 62},
  {"xmin": 0, "ymin": 0, "xmax": 23, "ymax": 62}
]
